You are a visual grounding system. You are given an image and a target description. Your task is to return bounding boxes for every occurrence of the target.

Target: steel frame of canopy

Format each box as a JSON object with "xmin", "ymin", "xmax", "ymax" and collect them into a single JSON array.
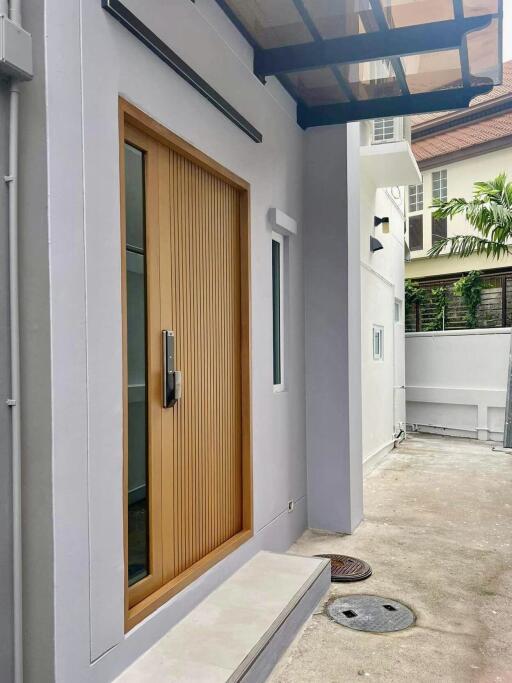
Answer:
[
  {"xmin": 253, "ymin": 15, "xmax": 491, "ymax": 78},
  {"xmin": 216, "ymin": 0, "xmax": 502, "ymax": 130},
  {"xmin": 103, "ymin": 0, "xmax": 502, "ymax": 140}
]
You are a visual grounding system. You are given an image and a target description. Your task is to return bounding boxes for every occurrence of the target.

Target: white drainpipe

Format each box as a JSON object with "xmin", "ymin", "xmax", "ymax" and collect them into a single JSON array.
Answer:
[{"xmin": 6, "ymin": 0, "xmax": 23, "ymax": 680}]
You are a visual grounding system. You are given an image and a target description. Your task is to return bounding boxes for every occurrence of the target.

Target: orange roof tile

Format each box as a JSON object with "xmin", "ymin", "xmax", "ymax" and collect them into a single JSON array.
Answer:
[{"xmin": 412, "ymin": 110, "xmax": 512, "ymax": 163}]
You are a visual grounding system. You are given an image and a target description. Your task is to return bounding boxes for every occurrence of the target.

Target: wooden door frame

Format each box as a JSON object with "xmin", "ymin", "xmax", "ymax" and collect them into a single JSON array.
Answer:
[{"xmin": 119, "ymin": 98, "xmax": 253, "ymax": 631}]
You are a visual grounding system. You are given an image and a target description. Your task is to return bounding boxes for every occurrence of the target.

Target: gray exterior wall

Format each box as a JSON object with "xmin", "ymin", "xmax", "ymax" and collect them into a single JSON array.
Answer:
[
  {"xmin": 17, "ymin": 1, "xmax": 364, "ymax": 681},
  {"xmin": 21, "ymin": 1, "xmax": 309, "ymax": 680},
  {"xmin": 18, "ymin": 0, "xmax": 55, "ymax": 680},
  {"xmin": 0, "ymin": 77, "xmax": 14, "ymax": 683},
  {"xmin": 304, "ymin": 124, "xmax": 363, "ymax": 534}
]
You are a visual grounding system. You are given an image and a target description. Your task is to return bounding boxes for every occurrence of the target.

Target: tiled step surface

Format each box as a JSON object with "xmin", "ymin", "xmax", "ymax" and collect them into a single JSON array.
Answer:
[{"xmin": 117, "ymin": 551, "xmax": 330, "ymax": 683}]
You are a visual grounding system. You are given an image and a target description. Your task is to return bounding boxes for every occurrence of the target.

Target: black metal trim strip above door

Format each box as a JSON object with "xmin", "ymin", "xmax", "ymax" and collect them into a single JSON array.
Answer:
[{"xmin": 102, "ymin": 0, "xmax": 263, "ymax": 143}]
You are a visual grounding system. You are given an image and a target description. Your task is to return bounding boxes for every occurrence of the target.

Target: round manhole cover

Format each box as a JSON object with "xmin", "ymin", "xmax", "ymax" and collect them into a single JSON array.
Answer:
[
  {"xmin": 314, "ymin": 554, "xmax": 372, "ymax": 582},
  {"xmin": 327, "ymin": 595, "xmax": 415, "ymax": 633}
]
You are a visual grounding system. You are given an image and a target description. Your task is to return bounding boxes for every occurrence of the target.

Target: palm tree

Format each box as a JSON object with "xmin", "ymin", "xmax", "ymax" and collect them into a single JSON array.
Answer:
[
  {"xmin": 428, "ymin": 173, "xmax": 512, "ymax": 259},
  {"xmin": 427, "ymin": 173, "xmax": 512, "ymax": 447}
]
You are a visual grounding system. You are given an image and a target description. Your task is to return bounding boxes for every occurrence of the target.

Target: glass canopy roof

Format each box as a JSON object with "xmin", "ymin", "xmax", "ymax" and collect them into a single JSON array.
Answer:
[{"xmin": 215, "ymin": 0, "xmax": 503, "ymax": 128}]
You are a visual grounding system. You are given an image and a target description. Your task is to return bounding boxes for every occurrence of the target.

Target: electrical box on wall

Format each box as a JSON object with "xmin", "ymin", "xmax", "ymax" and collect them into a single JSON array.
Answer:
[{"xmin": 0, "ymin": 15, "xmax": 32, "ymax": 80}]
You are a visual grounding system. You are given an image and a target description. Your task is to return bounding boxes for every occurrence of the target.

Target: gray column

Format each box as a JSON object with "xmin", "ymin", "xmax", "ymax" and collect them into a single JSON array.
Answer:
[{"xmin": 304, "ymin": 123, "xmax": 363, "ymax": 534}]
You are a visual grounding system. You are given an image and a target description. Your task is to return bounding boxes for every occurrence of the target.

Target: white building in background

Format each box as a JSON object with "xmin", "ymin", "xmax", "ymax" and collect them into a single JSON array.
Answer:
[
  {"xmin": 0, "ymin": 0, "xmax": 500, "ymax": 681},
  {"xmin": 405, "ymin": 60, "xmax": 512, "ymax": 280},
  {"xmin": 360, "ymin": 117, "xmax": 420, "ymax": 469}
]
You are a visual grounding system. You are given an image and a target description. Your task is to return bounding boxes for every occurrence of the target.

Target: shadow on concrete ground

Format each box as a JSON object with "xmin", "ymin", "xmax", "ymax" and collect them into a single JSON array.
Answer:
[{"xmin": 270, "ymin": 434, "xmax": 512, "ymax": 683}]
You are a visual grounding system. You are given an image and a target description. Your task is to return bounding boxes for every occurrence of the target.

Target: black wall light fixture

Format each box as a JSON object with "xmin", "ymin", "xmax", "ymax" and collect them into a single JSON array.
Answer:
[
  {"xmin": 370, "ymin": 236, "xmax": 384, "ymax": 253},
  {"xmin": 374, "ymin": 216, "xmax": 390, "ymax": 233}
]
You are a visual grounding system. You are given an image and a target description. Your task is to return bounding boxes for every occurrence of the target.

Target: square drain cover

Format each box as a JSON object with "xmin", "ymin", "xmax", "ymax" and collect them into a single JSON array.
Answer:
[{"xmin": 327, "ymin": 595, "xmax": 415, "ymax": 633}]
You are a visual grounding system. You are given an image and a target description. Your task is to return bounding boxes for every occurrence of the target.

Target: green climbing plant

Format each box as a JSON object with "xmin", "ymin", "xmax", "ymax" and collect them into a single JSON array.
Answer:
[
  {"xmin": 405, "ymin": 279, "xmax": 426, "ymax": 311},
  {"xmin": 424, "ymin": 286, "xmax": 448, "ymax": 331},
  {"xmin": 453, "ymin": 271, "xmax": 482, "ymax": 329},
  {"xmin": 405, "ymin": 279, "xmax": 427, "ymax": 330}
]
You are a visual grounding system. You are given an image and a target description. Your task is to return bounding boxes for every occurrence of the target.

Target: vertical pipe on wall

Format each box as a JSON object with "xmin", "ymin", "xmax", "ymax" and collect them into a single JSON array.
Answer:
[
  {"xmin": 7, "ymin": 0, "xmax": 23, "ymax": 679},
  {"xmin": 8, "ymin": 82, "xmax": 22, "ymax": 683}
]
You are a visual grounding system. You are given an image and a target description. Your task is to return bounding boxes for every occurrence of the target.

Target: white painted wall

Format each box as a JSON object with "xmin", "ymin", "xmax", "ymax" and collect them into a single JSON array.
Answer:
[
  {"xmin": 360, "ymin": 122, "xmax": 408, "ymax": 469},
  {"xmin": 406, "ymin": 146, "xmax": 512, "ymax": 279},
  {"xmin": 19, "ymin": 1, "xmax": 361, "ymax": 681},
  {"xmin": 405, "ymin": 328, "xmax": 511, "ymax": 441}
]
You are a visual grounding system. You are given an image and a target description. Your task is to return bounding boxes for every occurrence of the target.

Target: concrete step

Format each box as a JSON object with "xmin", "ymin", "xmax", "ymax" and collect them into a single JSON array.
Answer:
[{"xmin": 116, "ymin": 551, "xmax": 330, "ymax": 683}]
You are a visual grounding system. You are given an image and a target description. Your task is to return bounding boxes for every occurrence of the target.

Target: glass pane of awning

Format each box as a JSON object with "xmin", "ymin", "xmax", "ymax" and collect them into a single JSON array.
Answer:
[
  {"xmin": 301, "ymin": 0, "xmax": 378, "ymax": 38},
  {"xmin": 402, "ymin": 50, "xmax": 464, "ymax": 94},
  {"xmin": 344, "ymin": 60, "xmax": 402, "ymax": 100},
  {"xmin": 227, "ymin": 0, "xmax": 313, "ymax": 49},
  {"xmin": 381, "ymin": 0, "xmax": 455, "ymax": 26},
  {"xmin": 287, "ymin": 67, "xmax": 351, "ymax": 106},
  {"xmin": 217, "ymin": 0, "xmax": 503, "ymax": 125}
]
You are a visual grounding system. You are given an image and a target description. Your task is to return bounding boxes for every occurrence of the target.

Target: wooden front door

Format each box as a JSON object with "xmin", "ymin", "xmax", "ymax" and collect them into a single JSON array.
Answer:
[{"xmin": 121, "ymin": 101, "xmax": 252, "ymax": 629}]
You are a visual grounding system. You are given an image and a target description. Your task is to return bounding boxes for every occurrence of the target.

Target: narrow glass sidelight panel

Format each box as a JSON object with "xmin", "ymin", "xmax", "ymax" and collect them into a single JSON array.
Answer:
[
  {"xmin": 125, "ymin": 143, "xmax": 149, "ymax": 586},
  {"xmin": 272, "ymin": 238, "xmax": 282, "ymax": 387},
  {"xmin": 125, "ymin": 144, "xmax": 146, "ymax": 252}
]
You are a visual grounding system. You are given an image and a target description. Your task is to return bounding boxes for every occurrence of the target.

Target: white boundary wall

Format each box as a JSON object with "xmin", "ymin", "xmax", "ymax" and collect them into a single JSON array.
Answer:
[{"xmin": 405, "ymin": 328, "xmax": 511, "ymax": 441}]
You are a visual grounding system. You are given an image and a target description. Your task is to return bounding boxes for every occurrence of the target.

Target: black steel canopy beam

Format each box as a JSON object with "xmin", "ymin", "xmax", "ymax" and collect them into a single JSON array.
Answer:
[
  {"xmin": 297, "ymin": 84, "xmax": 493, "ymax": 129},
  {"xmin": 453, "ymin": 0, "xmax": 472, "ymax": 88},
  {"xmin": 254, "ymin": 14, "xmax": 492, "ymax": 78}
]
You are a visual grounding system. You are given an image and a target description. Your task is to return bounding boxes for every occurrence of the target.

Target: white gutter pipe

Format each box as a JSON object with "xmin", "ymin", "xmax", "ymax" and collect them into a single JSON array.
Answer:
[{"xmin": 6, "ymin": 0, "xmax": 23, "ymax": 680}]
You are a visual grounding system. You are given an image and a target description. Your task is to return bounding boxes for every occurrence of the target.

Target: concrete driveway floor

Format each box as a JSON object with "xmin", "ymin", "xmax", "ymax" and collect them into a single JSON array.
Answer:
[{"xmin": 270, "ymin": 434, "xmax": 512, "ymax": 683}]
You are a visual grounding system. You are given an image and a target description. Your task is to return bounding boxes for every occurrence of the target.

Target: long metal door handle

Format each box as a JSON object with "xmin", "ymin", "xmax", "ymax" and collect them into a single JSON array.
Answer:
[{"xmin": 162, "ymin": 330, "xmax": 181, "ymax": 408}]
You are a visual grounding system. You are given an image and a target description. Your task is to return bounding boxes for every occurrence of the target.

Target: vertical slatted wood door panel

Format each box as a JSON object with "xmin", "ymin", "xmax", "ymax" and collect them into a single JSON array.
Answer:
[
  {"xmin": 122, "ymin": 99, "xmax": 252, "ymax": 629},
  {"xmin": 160, "ymin": 146, "xmax": 243, "ymax": 581}
]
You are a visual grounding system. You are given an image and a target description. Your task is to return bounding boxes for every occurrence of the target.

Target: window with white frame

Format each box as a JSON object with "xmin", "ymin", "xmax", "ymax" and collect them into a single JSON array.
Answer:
[
  {"xmin": 408, "ymin": 178, "xmax": 424, "ymax": 251},
  {"xmin": 272, "ymin": 232, "xmax": 285, "ymax": 390},
  {"xmin": 408, "ymin": 182, "xmax": 423, "ymax": 213},
  {"xmin": 373, "ymin": 325, "xmax": 384, "ymax": 361},
  {"xmin": 373, "ymin": 117, "xmax": 395, "ymax": 143},
  {"xmin": 432, "ymin": 169, "xmax": 448, "ymax": 202},
  {"xmin": 394, "ymin": 299, "xmax": 401, "ymax": 323}
]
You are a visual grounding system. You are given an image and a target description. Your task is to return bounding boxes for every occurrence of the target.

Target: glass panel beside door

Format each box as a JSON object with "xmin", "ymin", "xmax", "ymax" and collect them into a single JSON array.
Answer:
[{"xmin": 125, "ymin": 143, "xmax": 149, "ymax": 587}]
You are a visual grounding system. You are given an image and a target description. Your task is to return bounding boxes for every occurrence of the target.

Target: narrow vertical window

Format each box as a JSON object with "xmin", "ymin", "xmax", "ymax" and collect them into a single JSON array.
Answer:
[
  {"xmin": 125, "ymin": 143, "xmax": 149, "ymax": 587},
  {"xmin": 272, "ymin": 233, "xmax": 284, "ymax": 390},
  {"xmin": 408, "ymin": 215, "xmax": 424, "ymax": 251},
  {"xmin": 408, "ymin": 178, "xmax": 424, "ymax": 252},
  {"xmin": 432, "ymin": 216, "xmax": 447, "ymax": 244},
  {"xmin": 432, "ymin": 169, "xmax": 447, "ymax": 202},
  {"xmin": 408, "ymin": 182, "xmax": 423, "ymax": 213},
  {"xmin": 373, "ymin": 325, "xmax": 384, "ymax": 361}
]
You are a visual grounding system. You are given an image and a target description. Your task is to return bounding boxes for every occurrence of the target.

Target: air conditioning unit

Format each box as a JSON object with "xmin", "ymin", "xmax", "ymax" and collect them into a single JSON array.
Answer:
[{"xmin": 372, "ymin": 117, "xmax": 403, "ymax": 144}]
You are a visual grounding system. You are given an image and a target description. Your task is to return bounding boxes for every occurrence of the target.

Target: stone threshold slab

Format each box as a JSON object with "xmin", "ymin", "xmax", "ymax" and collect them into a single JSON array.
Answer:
[{"xmin": 116, "ymin": 551, "xmax": 330, "ymax": 683}]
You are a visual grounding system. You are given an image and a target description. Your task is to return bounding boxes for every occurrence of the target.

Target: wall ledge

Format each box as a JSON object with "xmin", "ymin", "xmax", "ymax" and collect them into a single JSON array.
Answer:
[
  {"xmin": 406, "ymin": 328, "xmax": 512, "ymax": 338},
  {"xmin": 268, "ymin": 208, "xmax": 297, "ymax": 236}
]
